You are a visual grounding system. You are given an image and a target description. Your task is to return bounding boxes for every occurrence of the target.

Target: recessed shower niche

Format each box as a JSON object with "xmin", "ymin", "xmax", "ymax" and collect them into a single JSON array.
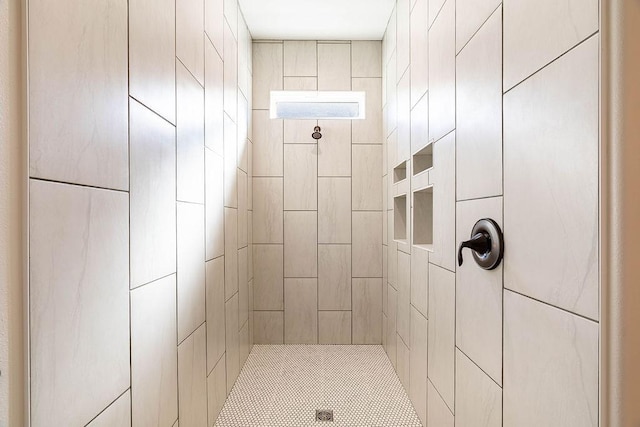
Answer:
[
  {"xmin": 413, "ymin": 186, "xmax": 433, "ymax": 250},
  {"xmin": 413, "ymin": 143, "xmax": 433, "ymax": 176},
  {"xmin": 394, "ymin": 194, "xmax": 408, "ymax": 243}
]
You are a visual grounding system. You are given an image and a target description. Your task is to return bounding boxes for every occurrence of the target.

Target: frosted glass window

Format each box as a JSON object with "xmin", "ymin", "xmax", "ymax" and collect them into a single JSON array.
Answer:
[{"xmin": 270, "ymin": 91, "xmax": 366, "ymax": 120}]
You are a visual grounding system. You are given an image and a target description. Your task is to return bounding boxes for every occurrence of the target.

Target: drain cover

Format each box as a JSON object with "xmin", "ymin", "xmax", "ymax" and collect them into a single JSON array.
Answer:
[{"xmin": 316, "ymin": 409, "xmax": 334, "ymax": 422}]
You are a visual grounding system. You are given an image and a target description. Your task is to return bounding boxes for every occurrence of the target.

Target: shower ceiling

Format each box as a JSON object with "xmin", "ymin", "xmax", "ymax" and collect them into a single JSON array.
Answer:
[{"xmin": 238, "ymin": 0, "xmax": 395, "ymax": 40}]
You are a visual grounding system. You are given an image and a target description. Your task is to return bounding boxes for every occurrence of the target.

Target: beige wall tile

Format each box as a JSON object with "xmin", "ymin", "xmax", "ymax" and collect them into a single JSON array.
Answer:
[
  {"xmin": 253, "ymin": 111, "xmax": 283, "ymax": 176},
  {"xmin": 284, "ymin": 211, "xmax": 318, "ymax": 278},
  {"xmin": 87, "ymin": 391, "xmax": 131, "ymax": 427},
  {"xmin": 410, "ymin": 307, "xmax": 428, "ymax": 425},
  {"xmin": 225, "ymin": 293, "xmax": 240, "ymax": 392},
  {"xmin": 456, "ymin": 0, "xmax": 500, "ymax": 52},
  {"xmin": 427, "ymin": 263, "xmax": 455, "ymax": 410},
  {"xmin": 455, "ymin": 350, "xmax": 502, "ymax": 427},
  {"xmin": 283, "ymin": 77, "xmax": 318, "ymax": 144},
  {"xmin": 386, "ymin": 285, "xmax": 398, "ymax": 367},
  {"xmin": 503, "ymin": 291, "xmax": 598, "ymax": 427},
  {"xmin": 205, "ymin": 0, "xmax": 224, "ymax": 55},
  {"xmin": 177, "ymin": 202, "xmax": 206, "ymax": 343},
  {"xmin": 254, "ymin": 311, "xmax": 284, "ymax": 344},
  {"xmin": 385, "ymin": 7, "xmax": 397, "ymax": 63},
  {"xmin": 253, "ymin": 245, "xmax": 284, "ymax": 310},
  {"xmin": 284, "ymin": 145, "xmax": 318, "ymax": 210},
  {"xmin": 318, "ymin": 120, "xmax": 352, "ymax": 176},
  {"xmin": 430, "ymin": 131, "xmax": 456, "ymax": 271},
  {"xmin": 397, "ymin": 333, "xmax": 411, "ymax": 391},
  {"xmin": 130, "ymin": 0, "xmax": 176, "ymax": 123},
  {"xmin": 386, "ymin": 53, "xmax": 398, "ymax": 135},
  {"xmin": 177, "ymin": 62, "xmax": 205, "ymax": 204},
  {"xmin": 456, "ymin": 197, "xmax": 503, "ymax": 384},
  {"xmin": 352, "ymin": 212, "xmax": 383, "ymax": 277},
  {"xmin": 239, "ymin": 246, "xmax": 249, "ymax": 327},
  {"xmin": 253, "ymin": 43, "xmax": 283, "ymax": 109},
  {"xmin": 352, "ymin": 145, "xmax": 383, "ymax": 210},
  {"xmin": 397, "ymin": 70, "xmax": 411, "ymax": 162},
  {"xmin": 396, "ymin": 0, "xmax": 410, "ymax": 79},
  {"xmin": 504, "ymin": 36, "xmax": 599, "ymax": 320},
  {"xmin": 29, "ymin": 0, "xmax": 128, "ymax": 190},
  {"xmin": 284, "ymin": 41, "xmax": 317, "ymax": 76},
  {"xmin": 176, "ymin": 0, "xmax": 204, "ymax": 84},
  {"xmin": 224, "ymin": 115, "xmax": 238, "ymax": 208},
  {"xmin": 410, "ymin": 247, "xmax": 429, "ymax": 317},
  {"xmin": 428, "ymin": 0, "xmax": 446, "ymax": 27},
  {"xmin": 353, "ymin": 278, "xmax": 382, "ymax": 344},
  {"xmin": 318, "ymin": 43, "xmax": 351, "ymax": 90},
  {"xmin": 130, "ymin": 100, "xmax": 177, "ymax": 289},
  {"xmin": 456, "ymin": 8, "xmax": 502, "ymax": 201},
  {"xmin": 351, "ymin": 41, "xmax": 382, "ymax": 78},
  {"xmin": 207, "ymin": 356, "xmax": 227, "ymax": 426},
  {"xmin": 352, "ymin": 78, "xmax": 383, "ymax": 144},
  {"xmin": 318, "ymin": 178, "xmax": 351, "ymax": 244},
  {"xmin": 205, "ymin": 40, "xmax": 224, "ymax": 155},
  {"xmin": 427, "ymin": 380, "xmax": 454, "ymax": 427},
  {"xmin": 131, "ymin": 275, "xmax": 178, "ymax": 427},
  {"xmin": 224, "ymin": 207, "xmax": 239, "ymax": 300},
  {"xmin": 318, "ymin": 245, "xmax": 352, "ymax": 310},
  {"xmin": 253, "ymin": 177, "xmax": 284, "ymax": 243},
  {"xmin": 319, "ymin": 311, "xmax": 352, "ymax": 344},
  {"xmin": 206, "ymin": 257, "xmax": 226, "ymax": 374},
  {"xmin": 206, "ymin": 149, "xmax": 225, "ymax": 261},
  {"xmin": 223, "ymin": 0, "xmax": 238, "ymax": 37},
  {"xmin": 238, "ymin": 93, "xmax": 249, "ymax": 172},
  {"xmin": 223, "ymin": 22, "xmax": 238, "ymax": 122},
  {"xmin": 428, "ymin": 0, "xmax": 455, "ymax": 142},
  {"xmin": 284, "ymin": 279, "xmax": 318, "ymax": 344},
  {"xmin": 410, "ymin": 0, "xmax": 428, "ymax": 107},
  {"xmin": 503, "ymin": 0, "xmax": 598, "ymax": 90},
  {"xmin": 238, "ymin": 170, "xmax": 248, "ymax": 247},
  {"xmin": 411, "ymin": 95, "xmax": 429, "ymax": 154},
  {"xmin": 396, "ymin": 252, "xmax": 411, "ymax": 342},
  {"xmin": 178, "ymin": 324, "xmax": 207, "ymax": 427}
]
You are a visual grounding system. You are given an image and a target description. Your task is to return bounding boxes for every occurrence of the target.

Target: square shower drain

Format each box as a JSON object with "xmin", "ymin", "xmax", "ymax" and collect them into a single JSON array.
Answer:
[{"xmin": 315, "ymin": 409, "xmax": 334, "ymax": 422}]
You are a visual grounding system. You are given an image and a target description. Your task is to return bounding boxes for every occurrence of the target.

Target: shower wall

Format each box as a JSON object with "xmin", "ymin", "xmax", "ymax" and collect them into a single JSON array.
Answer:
[
  {"xmin": 26, "ymin": 0, "xmax": 253, "ymax": 425},
  {"xmin": 383, "ymin": 0, "xmax": 600, "ymax": 426},
  {"xmin": 251, "ymin": 40, "xmax": 384, "ymax": 344}
]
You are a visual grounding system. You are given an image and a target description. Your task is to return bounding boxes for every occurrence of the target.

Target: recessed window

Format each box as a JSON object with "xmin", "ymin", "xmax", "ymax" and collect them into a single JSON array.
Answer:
[{"xmin": 270, "ymin": 91, "xmax": 366, "ymax": 120}]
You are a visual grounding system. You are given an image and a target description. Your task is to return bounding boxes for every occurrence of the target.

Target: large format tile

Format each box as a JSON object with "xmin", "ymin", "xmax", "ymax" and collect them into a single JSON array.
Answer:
[
  {"xmin": 396, "ymin": 252, "xmax": 411, "ymax": 342},
  {"xmin": 284, "ymin": 211, "xmax": 318, "ymax": 278},
  {"xmin": 254, "ymin": 311, "xmax": 284, "ymax": 344},
  {"xmin": 225, "ymin": 293, "xmax": 240, "ymax": 392},
  {"xmin": 318, "ymin": 177, "xmax": 351, "ymax": 244},
  {"xmin": 206, "ymin": 149, "xmax": 225, "ymax": 260},
  {"xmin": 177, "ymin": 202, "xmax": 206, "ymax": 343},
  {"xmin": 428, "ymin": 0, "xmax": 455, "ymax": 142},
  {"xmin": 396, "ymin": 69, "xmax": 411, "ymax": 162},
  {"xmin": 456, "ymin": 0, "xmax": 500, "ymax": 52},
  {"xmin": 223, "ymin": 114, "xmax": 238, "ymax": 207},
  {"xmin": 318, "ymin": 311, "xmax": 352, "ymax": 344},
  {"xmin": 29, "ymin": 0, "xmax": 128, "ymax": 190},
  {"xmin": 205, "ymin": 40, "xmax": 224, "ymax": 155},
  {"xmin": 30, "ymin": 180, "xmax": 130, "ymax": 426},
  {"xmin": 318, "ymin": 120, "xmax": 352, "ymax": 177},
  {"xmin": 129, "ymin": 0, "xmax": 176, "ymax": 123},
  {"xmin": 353, "ymin": 279, "xmax": 383, "ymax": 344},
  {"xmin": 318, "ymin": 245, "xmax": 352, "ymax": 310},
  {"xmin": 352, "ymin": 145, "xmax": 383, "ymax": 210},
  {"xmin": 284, "ymin": 279, "xmax": 318, "ymax": 344},
  {"xmin": 178, "ymin": 324, "xmax": 208, "ymax": 427},
  {"xmin": 131, "ymin": 275, "xmax": 178, "ymax": 427},
  {"xmin": 410, "ymin": 307, "xmax": 428, "ymax": 425},
  {"xmin": 427, "ymin": 263, "xmax": 455, "ymax": 410},
  {"xmin": 396, "ymin": 0, "xmax": 410, "ymax": 79},
  {"xmin": 503, "ymin": 0, "xmax": 598, "ymax": 90},
  {"xmin": 455, "ymin": 350, "xmax": 502, "ymax": 427},
  {"xmin": 283, "ymin": 77, "xmax": 318, "ymax": 144},
  {"xmin": 428, "ymin": 0, "xmax": 446, "ymax": 27},
  {"xmin": 253, "ymin": 177, "xmax": 284, "ymax": 243},
  {"xmin": 239, "ymin": 246, "xmax": 248, "ymax": 327},
  {"xmin": 177, "ymin": 62, "xmax": 205, "ymax": 204},
  {"xmin": 410, "ymin": 247, "xmax": 429, "ymax": 317},
  {"xmin": 223, "ymin": 22, "xmax": 238, "ymax": 122},
  {"xmin": 223, "ymin": 0, "xmax": 238, "ymax": 37},
  {"xmin": 430, "ymin": 131, "xmax": 456, "ymax": 271},
  {"xmin": 351, "ymin": 41, "xmax": 381, "ymax": 78},
  {"xmin": 411, "ymin": 95, "xmax": 429, "ymax": 154},
  {"xmin": 427, "ymin": 380, "xmax": 454, "ymax": 427},
  {"xmin": 386, "ymin": 52, "xmax": 397, "ymax": 135},
  {"xmin": 504, "ymin": 36, "xmax": 599, "ymax": 320},
  {"xmin": 87, "ymin": 391, "xmax": 131, "ymax": 427},
  {"xmin": 456, "ymin": 7, "xmax": 502, "ymax": 201},
  {"xmin": 224, "ymin": 207, "xmax": 239, "ymax": 300},
  {"xmin": 456, "ymin": 197, "xmax": 503, "ymax": 383},
  {"xmin": 237, "ymin": 93, "xmax": 249, "ymax": 173},
  {"xmin": 352, "ymin": 78, "xmax": 383, "ymax": 144},
  {"xmin": 238, "ymin": 170, "xmax": 248, "ymax": 247},
  {"xmin": 397, "ymin": 333, "xmax": 411, "ymax": 392},
  {"xmin": 206, "ymin": 257, "xmax": 226, "ymax": 374},
  {"xmin": 284, "ymin": 144, "xmax": 317, "ymax": 210},
  {"xmin": 318, "ymin": 43, "xmax": 351, "ymax": 90},
  {"xmin": 130, "ymin": 99, "xmax": 176, "ymax": 289},
  {"xmin": 205, "ymin": 0, "xmax": 224, "ymax": 55},
  {"xmin": 253, "ymin": 111, "xmax": 283, "ymax": 176},
  {"xmin": 410, "ymin": 0, "xmax": 428, "ymax": 107},
  {"xmin": 253, "ymin": 245, "xmax": 284, "ymax": 310},
  {"xmin": 253, "ymin": 43, "xmax": 283, "ymax": 109},
  {"xmin": 386, "ymin": 285, "xmax": 398, "ymax": 367},
  {"xmin": 176, "ymin": 0, "xmax": 204, "ymax": 84},
  {"xmin": 284, "ymin": 41, "xmax": 317, "ymax": 76},
  {"xmin": 352, "ymin": 212, "xmax": 383, "ymax": 277},
  {"xmin": 503, "ymin": 291, "xmax": 598, "ymax": 426},
  {"xmin": 207, "ymin": 356, "xmax": 227, "ymax": 426}
]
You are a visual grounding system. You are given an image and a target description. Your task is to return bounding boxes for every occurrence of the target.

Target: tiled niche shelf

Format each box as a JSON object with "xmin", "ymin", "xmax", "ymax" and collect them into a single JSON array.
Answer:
[
  {"xmin": 394, "ymin": 194, "xmax": 408, "ymax": 244},
  {"xmin": 413, "ymin": 143, "xmax": 433, "ymax": 176},
  {"xmin": 393, "ymin": 161, "xmax": 407, "ymax": 183},
  {"xmin": 413, "ymin": 186, "xmax": 433, "ymax": 251}
]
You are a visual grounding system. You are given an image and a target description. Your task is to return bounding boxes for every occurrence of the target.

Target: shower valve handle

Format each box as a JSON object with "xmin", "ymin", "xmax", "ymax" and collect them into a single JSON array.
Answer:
[
  {"xmin": 457, "ymin": 218, "xmax": 504, "ymax": 270},
  {"xmin": 458, "ymin": 232, "xmax": 491, "ymax": 266}
]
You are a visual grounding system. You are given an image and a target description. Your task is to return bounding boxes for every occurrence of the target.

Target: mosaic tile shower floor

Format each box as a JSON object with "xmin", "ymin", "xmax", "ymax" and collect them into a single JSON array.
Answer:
[{"xmin": 215, "ymin": 345, "xmax": 422, "ymax": 427}]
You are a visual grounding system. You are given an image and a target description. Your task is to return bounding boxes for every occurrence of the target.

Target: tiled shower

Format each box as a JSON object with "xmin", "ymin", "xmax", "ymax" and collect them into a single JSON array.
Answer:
[{"xmin": 23, "ymin": 0, "xmax": 600, "ymax": 426}]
